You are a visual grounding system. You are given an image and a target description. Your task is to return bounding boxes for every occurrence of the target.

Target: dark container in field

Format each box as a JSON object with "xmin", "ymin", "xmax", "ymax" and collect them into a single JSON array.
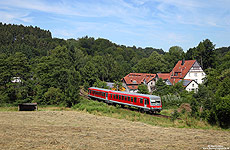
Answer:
[{"xmin": 18, "ymin": 103, "xmax": 38, "ymax": 111}]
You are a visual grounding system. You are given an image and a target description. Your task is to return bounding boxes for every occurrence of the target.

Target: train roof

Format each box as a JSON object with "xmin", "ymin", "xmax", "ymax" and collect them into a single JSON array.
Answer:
[{"xmin": 89, "ymin": 87, "xmax": 160, "ymax": 99}]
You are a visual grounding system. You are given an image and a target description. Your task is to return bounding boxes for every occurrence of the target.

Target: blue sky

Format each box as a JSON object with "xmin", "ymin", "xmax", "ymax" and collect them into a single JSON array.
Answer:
[{"xmin": 0, "ymin": 0, "xmax": 230, "ymax": 51}]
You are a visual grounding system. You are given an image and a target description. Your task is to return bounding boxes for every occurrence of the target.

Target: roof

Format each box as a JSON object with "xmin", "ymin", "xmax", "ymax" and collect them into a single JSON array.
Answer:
[
  {"xmin": 167, "ymin": 78, "xmax": 195, "ymax": 87},
  {"xmin": 170, "ymin": 60, "xmax": 196, "ymax": 79},
  {"xmin": 89, "ymin": 87, "xmax": 160, "ymax": 99},
  {"xmin": 157, "ymin": 73, "xmax": 170, "ymax": 80},
  {"xmin": 122, "ymin": 73, "xmax": 156, "ymax": 85}
]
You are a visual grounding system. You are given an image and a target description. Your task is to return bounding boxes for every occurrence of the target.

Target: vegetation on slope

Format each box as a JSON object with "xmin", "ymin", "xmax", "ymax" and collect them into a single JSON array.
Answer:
[{"xmin": 0, "ymin": 23, "xmax": 229, "ymax": 128}]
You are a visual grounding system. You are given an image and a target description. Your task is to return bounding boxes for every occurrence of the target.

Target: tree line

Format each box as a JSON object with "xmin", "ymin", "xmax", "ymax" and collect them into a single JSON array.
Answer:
[{"xmin": 0, "ymin": 23, "xmax": 229, "ymax": 128}]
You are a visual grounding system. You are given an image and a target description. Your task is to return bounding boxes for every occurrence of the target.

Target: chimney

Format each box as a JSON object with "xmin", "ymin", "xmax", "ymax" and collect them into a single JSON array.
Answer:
[{"xmin": 181, "ymin": 59, "xmax": 185, "ymax": 65}]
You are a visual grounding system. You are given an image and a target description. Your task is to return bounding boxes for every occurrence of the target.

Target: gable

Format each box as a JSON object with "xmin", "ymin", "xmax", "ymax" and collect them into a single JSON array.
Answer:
[{"xmin": 170, "ymin": 60, "xmax": 196, "ymax": 79}]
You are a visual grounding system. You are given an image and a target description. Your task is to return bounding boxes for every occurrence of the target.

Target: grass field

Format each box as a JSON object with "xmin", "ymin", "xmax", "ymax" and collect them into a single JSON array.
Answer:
[
  {"xmin": 0, "ymin": 110, "xmax": 229, "ymax": 150},
  {"xmin": 0, "ymin": 98, "xmax": 229, "ymax": 149}
]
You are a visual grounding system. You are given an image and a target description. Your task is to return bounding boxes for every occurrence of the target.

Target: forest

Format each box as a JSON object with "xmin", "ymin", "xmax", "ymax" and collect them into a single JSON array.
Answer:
[{"xmin": 0, "ymin": 23, "xmax": 229, "ymax": 128}]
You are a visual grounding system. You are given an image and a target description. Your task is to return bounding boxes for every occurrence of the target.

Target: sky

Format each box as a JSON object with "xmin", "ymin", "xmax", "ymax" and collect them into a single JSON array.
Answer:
[{"xmin": 0, "ymin": 0, "xmax": 230, "ymax": 51}]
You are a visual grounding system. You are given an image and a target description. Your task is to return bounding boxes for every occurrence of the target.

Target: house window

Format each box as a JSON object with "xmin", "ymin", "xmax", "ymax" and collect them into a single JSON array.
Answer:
[
  {"xmin": 192, "ymin": 84, "xmax": 194, "ymax": 87},
  {"xmin": 189, "ymin": 73, "xmax": 191, "ymax": 77},
  {"xmin": 194, "ymin": 73, "xmax": 197, "ymax": 77}
]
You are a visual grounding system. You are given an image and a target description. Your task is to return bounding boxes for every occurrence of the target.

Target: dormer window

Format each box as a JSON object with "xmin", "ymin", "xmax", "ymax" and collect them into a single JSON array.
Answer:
[{"xmin": 133, "ymin": 80, "xmax": 137, "ymax": 83}]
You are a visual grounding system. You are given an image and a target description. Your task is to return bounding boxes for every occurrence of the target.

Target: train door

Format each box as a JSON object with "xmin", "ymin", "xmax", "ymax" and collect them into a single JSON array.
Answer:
[{"xmin": 144, "ymin": 98, "xmax": 147, "ymax": 107}]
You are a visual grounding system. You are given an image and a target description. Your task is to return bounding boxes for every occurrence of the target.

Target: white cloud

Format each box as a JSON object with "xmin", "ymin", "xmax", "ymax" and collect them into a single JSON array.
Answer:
[{"xmin": 0, "ymin": 10, "xmax": 33, "ymax": 23}]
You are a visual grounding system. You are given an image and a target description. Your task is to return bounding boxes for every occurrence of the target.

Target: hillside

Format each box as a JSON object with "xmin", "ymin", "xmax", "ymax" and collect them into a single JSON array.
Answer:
[{"xmin": 0, "ymin": 23, "xmax": 230, "ymax": 128}]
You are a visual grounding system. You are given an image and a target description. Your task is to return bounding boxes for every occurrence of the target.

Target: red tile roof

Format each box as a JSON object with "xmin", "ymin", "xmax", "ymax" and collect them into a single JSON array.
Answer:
[
  {"xmin": 157, "ymin": 73, "xmax": 170, "ymax": 80},
  {"xmin": 122, "ymin": 73, "xmax": 156, "ymax": 85},
  {"xmin": 170, "ymin": 60, "xmax": 196, "ymax": 79}
]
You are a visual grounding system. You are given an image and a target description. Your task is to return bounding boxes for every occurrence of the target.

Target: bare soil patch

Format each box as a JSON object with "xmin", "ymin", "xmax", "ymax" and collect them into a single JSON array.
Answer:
[{"xmin": 0, "ymin": 111, "xmax": 229, "ymax": 150}]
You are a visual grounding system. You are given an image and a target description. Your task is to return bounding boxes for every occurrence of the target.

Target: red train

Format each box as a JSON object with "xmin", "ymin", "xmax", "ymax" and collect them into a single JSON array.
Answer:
[{"xmin": 88, "ymin": 87, "xmax": 162, "ymax": 113}]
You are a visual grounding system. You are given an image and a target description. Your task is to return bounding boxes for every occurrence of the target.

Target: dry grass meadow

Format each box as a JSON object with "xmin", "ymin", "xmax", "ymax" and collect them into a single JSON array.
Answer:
[{"xmin": 0, "ymin": 110, "xmax": 229, "ymax": 150}]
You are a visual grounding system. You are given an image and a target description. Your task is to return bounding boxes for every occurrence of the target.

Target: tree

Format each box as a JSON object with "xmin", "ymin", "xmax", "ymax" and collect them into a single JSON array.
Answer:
[
  {"xmin": 164, "ymin": 46, "xmax": 184, "ymax": 70},
  {"xmin": 93, "ymin": 79, "xmax": 109, "ymax": 89},
  {"xmin": 112, "ymin": 81, "xmax": 123, "ymax": 91},
  {"xmin": 134, "ymin": 51, "xmax": 168, "ymax": 73},
  {"xmin": 153, "ymin": 78, "xmax": 170, "ymax": 96},
  {"xmin": 138, "ymin": 84, "xmax": 149, "ymax": 94},
  {"xmin": 185, "ymin": 39, "xmax": 215, "ymax": 70}
]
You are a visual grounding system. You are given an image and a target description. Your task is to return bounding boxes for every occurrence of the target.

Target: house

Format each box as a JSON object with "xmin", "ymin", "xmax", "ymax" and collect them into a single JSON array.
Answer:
[
  {"xmin": 169, "ymin": 60, "xmax": 206, "ymax": 84},
  {"xmin": 167, "ymin": 60, "xmax": 206, "ymax": 92},
  {"xmin": 122, "ymin": 60, "xmax": 205, "ymax": 93},
  {"xmin": 156, "ymin": 73, "xmax": 171, "ymax": 85},
  {"xmin": 167, "ymin": 78, "xmax": 199, "ymax": 92},
  {"xmin": 121, "ymin": 73, "xmax": 156, "ymax": 93}
]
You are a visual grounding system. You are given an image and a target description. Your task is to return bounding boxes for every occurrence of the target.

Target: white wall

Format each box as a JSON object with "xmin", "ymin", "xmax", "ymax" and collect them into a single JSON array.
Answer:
[
  {"xmin": 147, "ymin": 80, "xmax": 155, "ymax": 92},
  {"xmin": 185, "ymin": 81, "xmax": 199, "ymax": 92},
  {"xmin": 184, "ymin": 71, "xmax": 206, "ymax": 84}
]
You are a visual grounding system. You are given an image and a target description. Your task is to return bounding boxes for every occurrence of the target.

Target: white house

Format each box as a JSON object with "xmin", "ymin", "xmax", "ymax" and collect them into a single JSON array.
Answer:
[{"xmin": 167, "ymin": 60, "xmax": 206, "ymax": 92}]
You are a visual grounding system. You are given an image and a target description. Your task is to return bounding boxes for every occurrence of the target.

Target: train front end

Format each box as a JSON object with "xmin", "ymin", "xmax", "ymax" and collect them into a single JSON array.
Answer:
[{"xmin": 149, "ymin": 96, "xmax": 162, "ymax": 113}]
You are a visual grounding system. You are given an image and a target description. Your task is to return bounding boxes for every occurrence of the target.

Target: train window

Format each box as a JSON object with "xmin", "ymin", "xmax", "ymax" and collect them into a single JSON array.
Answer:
[
  {"xmin": 116, "ymin": 95, "xmax": 118, "ymax": 99},
  {"xmin": 111, "ymin": 94, "xmax": 112, "ymax": 99},
  {"xmin": 125, "ymin": 96, "xmax": 127, "ymax": 101},
  {"xmin": 119, "ymin": 95, "xmax": 121, "ymax": 100},
  {"xmin": 134, "ymin": 97, "xmax": 137, "ymax": 103},
  {"xmin": 128, "ymin": 97, "xmax": 130, "ymax": 101},
  {"xmin": 131, "ymin": 97, "xmax": 133, "ymax": 102},
  {"xmin": 122, "ymin": 96, "xmax": 124, "ymax": 100},
  {"xmin": 140, "ymin": 98, "xmax": 143, "ymax": 104},
  {"xmin": 145, "ymin": 99, "xmax": 149, "ymax": 105}
]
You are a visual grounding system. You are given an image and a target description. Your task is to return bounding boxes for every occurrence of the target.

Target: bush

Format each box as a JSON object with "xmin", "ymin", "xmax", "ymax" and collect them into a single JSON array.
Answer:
[
  {"xmin": 171, "ymin": 110, "xmax": 180, "ymax": 122},
  {"xmin": 161, "ymin": 94, "xmax": 190, "ymax": 109},
  {"xmin": 215, "ymin": 96, "xmax": 230, "ymax": 128}
]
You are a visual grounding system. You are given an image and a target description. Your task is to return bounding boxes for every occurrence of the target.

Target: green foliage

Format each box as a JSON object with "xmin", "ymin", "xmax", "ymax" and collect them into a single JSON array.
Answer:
[
  {"xmin": 43, "ymin": 87, "xmax": 64, "ymax": 105},
  {"xmin": 185, "ymin": 39, "xmax": 215, "ymax": 70},
  {"xmin": 138, "ymin": 84, "xmax": 149, "ymax": 94},
  {"xmin": 215, "ymin": 96, "xmax": 230, "ymax": 128},
  {"xmin": 134, "ymin": 51, "xmax": 168, "ymax": 73},
  {"xmin": 152, "ymin": 78, "xmax": 170, "ymax": 96},
  {"xmin": 93, "ymin": 79, "xmax": 109, "ymax": 89},
  {"xmin": 171, "ymin": 110, "xmax": 180, "ymax": 122},
  {"xmin": 164, "ymin": 46, "xmax": 185, "ymax": 71},
  {"xmin": 113, "ymin": 81, "xmax": 123, "ymax": 91}
]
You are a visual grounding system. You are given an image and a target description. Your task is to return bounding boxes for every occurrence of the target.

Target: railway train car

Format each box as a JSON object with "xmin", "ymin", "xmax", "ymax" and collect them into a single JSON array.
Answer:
[{"xmin": 88, "ymin": 87, "xmax": 162, "ymax": 113}]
